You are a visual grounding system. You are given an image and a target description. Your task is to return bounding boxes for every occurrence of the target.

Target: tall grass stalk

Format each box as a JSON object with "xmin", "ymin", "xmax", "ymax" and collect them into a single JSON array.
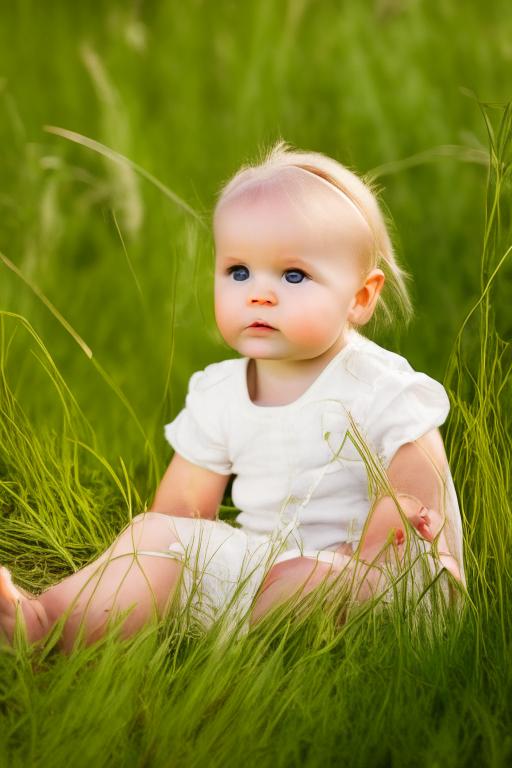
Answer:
[{"xmin": 444, "ymin": 100, "xmax": 512, "ymax": 668}]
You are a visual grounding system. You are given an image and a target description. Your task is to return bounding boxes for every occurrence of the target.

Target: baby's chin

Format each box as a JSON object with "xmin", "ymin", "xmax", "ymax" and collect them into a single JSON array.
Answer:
[
  {"xmin": 232, "ymin": 338, "xmax": 321, "ymax": 361},
  {"xmin": 225, "ymin": 333, "xmax": 284, "ymax": 358}
]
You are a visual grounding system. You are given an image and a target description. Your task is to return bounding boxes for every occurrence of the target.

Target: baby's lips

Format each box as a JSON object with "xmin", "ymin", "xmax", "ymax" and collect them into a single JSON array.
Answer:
[{"xmin": 247, "ymin": 321, "xmax": 277, "ymax": 330}]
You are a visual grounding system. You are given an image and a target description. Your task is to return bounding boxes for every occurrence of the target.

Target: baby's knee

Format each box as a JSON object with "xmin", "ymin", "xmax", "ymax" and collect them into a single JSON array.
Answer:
[
  {"xmin": 362, "ymin": 497, "xmax": 403, "ymax": 547},
  {"xmin": 371, "ymin": 496, "xmax": 404, "ymax": 525},
  {"xmin": 121, "ymin": 511, "xmax": 180, "ymax": 551},
  {"xmin": 130, "ymin": 511, "xmax": 179, "ymax": 532},
  {"xmin": 262, "ymin": 557, "xmax": 333, "ymax": 595},
  {"xmin": 131, "ymin": 511, "xmax": 168, "ymax": 525}
]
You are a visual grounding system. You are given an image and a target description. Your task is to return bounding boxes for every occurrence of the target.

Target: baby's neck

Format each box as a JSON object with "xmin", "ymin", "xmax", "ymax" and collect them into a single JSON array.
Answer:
[{"xmin": 247, "ymin": 336, "xmax": 351, "ymax": 407}]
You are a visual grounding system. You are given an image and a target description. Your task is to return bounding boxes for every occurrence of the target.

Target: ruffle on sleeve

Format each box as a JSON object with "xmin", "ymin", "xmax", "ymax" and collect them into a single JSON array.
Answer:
[
  {"xmin": 360, "ymin": 369, "xmax": 450, "ymax": 469},
  {"xmin": 164, "ymin": 366, "xmax": 233, "ymax": 475}
]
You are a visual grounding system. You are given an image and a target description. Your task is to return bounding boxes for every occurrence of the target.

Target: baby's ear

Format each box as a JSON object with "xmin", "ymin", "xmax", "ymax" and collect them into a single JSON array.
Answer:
[{"xmin": 347, "ymin": 269, "xmax": 385, "ymax": 324}]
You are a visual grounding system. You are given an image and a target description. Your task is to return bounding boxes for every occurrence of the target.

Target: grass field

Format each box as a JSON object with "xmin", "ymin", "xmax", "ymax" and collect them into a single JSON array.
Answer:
[{"xmin": 0, "ymin": 1, "xmax": 511, "ymax": 766}]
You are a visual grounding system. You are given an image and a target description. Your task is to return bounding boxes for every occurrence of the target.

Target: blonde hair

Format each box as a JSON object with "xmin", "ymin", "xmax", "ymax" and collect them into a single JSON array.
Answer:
[{"xmin": 214, "ymin": 141, "xmax": 413, "ymax": 329}]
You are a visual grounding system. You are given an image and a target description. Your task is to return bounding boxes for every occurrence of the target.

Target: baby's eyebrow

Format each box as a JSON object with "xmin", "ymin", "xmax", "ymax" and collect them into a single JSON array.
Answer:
[
  {"xmin": 277, "ymin": 256, "xmax": 313, "ymax": 270},
  {"xmin": 219, "ymin": 255, "xmax": 313, "ymax": 267},
  {"xmin": 219, "ymin": 255, "xmax": 247, "ymax": 265}
]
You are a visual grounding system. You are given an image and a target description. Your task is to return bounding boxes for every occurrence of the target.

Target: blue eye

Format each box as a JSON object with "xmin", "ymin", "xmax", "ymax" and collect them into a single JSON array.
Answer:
[
  {"xmin": 229, "ymin": 266, "xmax": 250, "ymax": 281},
  {"xmin": 284, "ymin": 269, "xmax": 307, "ymax": 284}
]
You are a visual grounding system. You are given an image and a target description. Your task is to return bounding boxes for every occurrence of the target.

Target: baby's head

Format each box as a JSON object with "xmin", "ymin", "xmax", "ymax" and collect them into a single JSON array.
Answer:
[{"xmin": 213, "ymin": 142, "xmax": 411, "ymax": 361}]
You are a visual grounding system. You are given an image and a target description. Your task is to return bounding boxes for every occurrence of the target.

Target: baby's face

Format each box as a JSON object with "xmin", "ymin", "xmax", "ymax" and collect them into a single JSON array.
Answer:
[{"xmin": 213, "ymin": 191, "xmax": 364, "ymax": 361}]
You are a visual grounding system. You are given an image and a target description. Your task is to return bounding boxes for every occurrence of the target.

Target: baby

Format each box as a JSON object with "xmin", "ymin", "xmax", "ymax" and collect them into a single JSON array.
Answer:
[{"xmin": 0, "ymin": 143, "xmax": 464, "ymax": 650}]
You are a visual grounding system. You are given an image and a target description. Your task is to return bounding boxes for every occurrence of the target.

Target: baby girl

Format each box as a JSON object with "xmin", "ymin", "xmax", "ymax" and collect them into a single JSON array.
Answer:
[{"xmin": 0, "ymin": 143, "xmax": 464, "ymax": 650}]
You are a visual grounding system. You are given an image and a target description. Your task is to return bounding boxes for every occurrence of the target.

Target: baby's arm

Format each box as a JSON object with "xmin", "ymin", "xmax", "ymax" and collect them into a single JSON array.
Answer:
[
  {"xmin": 357, "ymin": 428, "xmax": 462, "ymax": 582},
  {"xmin": 149, "ymin": 453, "xmax": 230, "ymax": 519}
]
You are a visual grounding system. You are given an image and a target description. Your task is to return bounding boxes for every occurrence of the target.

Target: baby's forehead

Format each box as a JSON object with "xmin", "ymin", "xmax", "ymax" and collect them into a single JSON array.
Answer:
[
  {"xmin": 214, "ymin": 177, "xmax": 372, "ymax": 265},
  {"xmin": 215, "ymin": 183, "xmax": 307, "ymax": 227}
]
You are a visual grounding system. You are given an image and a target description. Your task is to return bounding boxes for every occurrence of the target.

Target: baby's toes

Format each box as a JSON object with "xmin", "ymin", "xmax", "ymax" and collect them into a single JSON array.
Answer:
[
  {"xmin": 0, "ymin": 569, "xmax": 48, "ymax": 644},
  {"xmin": 0, "ymin": 569, "xmax": 21, "ymax": 641},
  {"xmin": 417, "ymin": 508, "xmax": 433, "ymax": 540},
  {"xmin": 391, "ymin": 529, "xmax": 406, "ymax": 563},
  {"xmin": 0, "ymin": 567, "xmax": 21, "ymax": 603}
]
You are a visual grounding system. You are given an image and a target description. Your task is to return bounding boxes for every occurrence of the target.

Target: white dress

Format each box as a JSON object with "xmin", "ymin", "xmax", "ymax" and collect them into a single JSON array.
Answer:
[{"xmin": 156, "ymin": 329, "xmax": 465, "ymax": 629}]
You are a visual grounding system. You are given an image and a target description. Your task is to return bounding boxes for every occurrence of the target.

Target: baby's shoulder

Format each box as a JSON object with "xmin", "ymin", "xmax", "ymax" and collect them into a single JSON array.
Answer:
[
  {"xmin": 187, "ymin": 357, "xmax": 241, "ymax": 397},
  {"xmin": 345, "ymin": 334, "xmax": 414, "ymax": 389},
  {"xmin": 345, "ymin": 333, "xmax": 448, "ymax": 424}
]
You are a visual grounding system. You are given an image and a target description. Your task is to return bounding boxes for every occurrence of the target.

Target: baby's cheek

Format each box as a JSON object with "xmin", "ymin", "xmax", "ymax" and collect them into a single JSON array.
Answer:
[
  {"xmin": 288, "ymin": 319, "xmax": 325, "ymax": 348},
  {"xmin": 214, "ymin": 291, "xmax": 238, "ymax": 336},
  {"xmin": 287, "ymin": 304, "xmax": 341, "ymax": 348}
]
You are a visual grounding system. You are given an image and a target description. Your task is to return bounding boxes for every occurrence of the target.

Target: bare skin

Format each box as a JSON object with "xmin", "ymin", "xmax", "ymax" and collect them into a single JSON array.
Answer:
[{"xmin": 0, "ymin": 185, "xmax": 462, "ymax": 649}]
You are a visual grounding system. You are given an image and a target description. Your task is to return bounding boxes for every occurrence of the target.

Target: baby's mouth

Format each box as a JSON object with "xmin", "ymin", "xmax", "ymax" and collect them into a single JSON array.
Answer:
[{"xmin": 247, "ymin": 320, "xmax": 277, "ymax": 330}]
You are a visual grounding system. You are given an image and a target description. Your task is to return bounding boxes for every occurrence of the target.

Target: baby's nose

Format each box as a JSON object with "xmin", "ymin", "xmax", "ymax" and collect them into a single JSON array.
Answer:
[{"xmin": 247, "ymin": 290, "xmax": 277, "ymax": 306}]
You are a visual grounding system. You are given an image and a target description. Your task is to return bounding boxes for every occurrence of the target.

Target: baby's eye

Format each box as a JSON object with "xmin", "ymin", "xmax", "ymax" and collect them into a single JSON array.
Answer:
[
  {"xmin": 228, "ymin": 265, "xmax": 250, "ymax": 282},
  {"xmin": 283, "ymin": 269, "xmax": 308, "ymax": 284}
]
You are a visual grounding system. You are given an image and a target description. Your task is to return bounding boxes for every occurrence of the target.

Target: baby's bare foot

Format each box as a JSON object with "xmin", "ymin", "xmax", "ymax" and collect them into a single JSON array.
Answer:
[
  {"xmin": 399, "ymin": 506, "xmax": 463, "ymax": 583},
  {"xmin": 414, "ymin": 507, "xmax": 433, "ymax": 540},
  {"xmin": 0, "ymin": 567, "xmax": 49, "ymax": 644}
]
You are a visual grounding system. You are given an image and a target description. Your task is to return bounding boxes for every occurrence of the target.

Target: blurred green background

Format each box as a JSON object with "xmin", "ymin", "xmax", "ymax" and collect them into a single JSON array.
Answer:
[{"xmin": 1, "ymin": 0, "xmax": 511, "ymax": 493}]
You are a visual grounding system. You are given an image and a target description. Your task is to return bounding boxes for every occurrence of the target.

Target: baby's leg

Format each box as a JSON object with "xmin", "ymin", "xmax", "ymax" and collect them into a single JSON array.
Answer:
[
  {"xmin": 357, "ymin": 496, "xmax": 411, "ymax": 565},
  {"xmin": 251, "ymin": 497, "xmax": 435, "ymax": 624},
  {"xmin": 358, "ymin": 496, "xmax": 461, "ymax": 582},
  {"xmin": 251, "ymin": 548, "xmax": 391, "ymax": 625},
  {"xmin": 0, "ymin": 512, "xmax": 184, "ymax": 651},
  {"xmin": 251, "ymin": 556, "xmax": 341, "ymax": 625}
]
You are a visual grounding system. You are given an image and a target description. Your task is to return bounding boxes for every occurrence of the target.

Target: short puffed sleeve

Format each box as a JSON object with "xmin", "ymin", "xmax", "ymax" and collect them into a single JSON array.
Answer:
[
  {"xmin": 164, "ymin": 362, "xmax": 234, "ymax": 475},
  {"xmin": 358, "ymin": 369, "xmax": 450, "ymax": 469}
]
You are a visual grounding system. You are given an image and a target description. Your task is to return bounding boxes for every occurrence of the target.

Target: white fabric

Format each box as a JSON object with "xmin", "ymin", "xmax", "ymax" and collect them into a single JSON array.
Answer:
[
  {"xmin": 141, "ymin": 517, "xmax": 282, "ymax": 631},
  {"xmin": 165, "ymin": 329, "xmax": 453, "ymax": 553},
  {"xmin": 138, "ymin": 516, "xmax": 356, "ymax": 632},
  {"xmin": 138, "ymin": 516, "xmax": 454, "ymax": 632}
]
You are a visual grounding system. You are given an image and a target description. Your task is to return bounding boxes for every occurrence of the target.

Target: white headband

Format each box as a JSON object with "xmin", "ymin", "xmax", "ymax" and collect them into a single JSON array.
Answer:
[{"xmin": 294, "ymin": 165, "xmax": 371, "ymax": 231}]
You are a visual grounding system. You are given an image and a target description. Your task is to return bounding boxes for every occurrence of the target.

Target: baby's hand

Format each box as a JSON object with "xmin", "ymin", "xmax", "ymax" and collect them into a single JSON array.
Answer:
[
  {"xmin": 396, "ymin": 496, "xmax": 442, "ymax": 541},
  {"xmin": 396, "ymin": 497, "xmax": 462, "ymax": 583},
  {"xmin": 358, "ymin": 494, "xmax": 461, "ymax": 584},
  {"xmin": 405, "ymin": 505, "xmax": 434, "ymax": 540},
  {"xmin": 357, "ymin": 496, "xmax": 437, "ymax": 567}
]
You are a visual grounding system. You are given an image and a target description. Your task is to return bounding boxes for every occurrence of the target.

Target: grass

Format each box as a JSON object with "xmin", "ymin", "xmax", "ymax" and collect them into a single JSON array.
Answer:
[{"xmin": 0, "ymin": 2, "xmax": 511, "ymax": 766}]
